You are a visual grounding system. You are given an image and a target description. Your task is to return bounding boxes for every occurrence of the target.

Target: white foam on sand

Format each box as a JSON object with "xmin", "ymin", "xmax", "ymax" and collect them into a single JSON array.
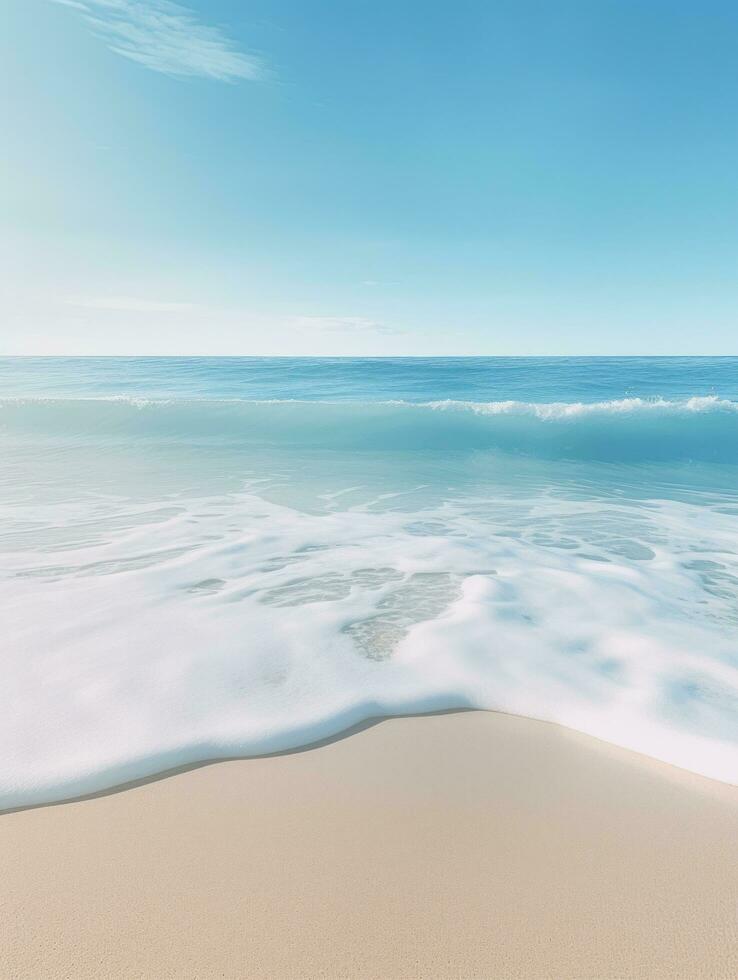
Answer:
[{"xmin": 2, "ymin": 482, "xmax": 738, "ymax": 809}]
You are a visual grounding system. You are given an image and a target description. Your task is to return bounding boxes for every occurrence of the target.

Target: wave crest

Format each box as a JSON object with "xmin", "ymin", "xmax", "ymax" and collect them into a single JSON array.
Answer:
[{"xmin": 2, "ymin": 395, "xmax": 737, "ymax": 462}]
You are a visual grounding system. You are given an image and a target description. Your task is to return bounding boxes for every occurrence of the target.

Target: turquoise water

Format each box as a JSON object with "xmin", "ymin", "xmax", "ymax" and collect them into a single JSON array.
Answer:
[{"xmin": 1, "ymin": 357, "xmax": 737, "ymax": 806}]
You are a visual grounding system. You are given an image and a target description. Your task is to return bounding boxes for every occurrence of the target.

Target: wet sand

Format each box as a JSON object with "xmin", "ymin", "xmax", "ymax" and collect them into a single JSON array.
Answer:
[{"xmin": 2, "ymin": 710, "xmax": 737, "ymax": 979}]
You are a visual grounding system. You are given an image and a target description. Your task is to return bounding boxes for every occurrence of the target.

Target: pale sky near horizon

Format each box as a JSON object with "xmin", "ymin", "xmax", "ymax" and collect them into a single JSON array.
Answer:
[{"xmin": 3, "ymin": 0, "xmax": 738, "ymax": 356}]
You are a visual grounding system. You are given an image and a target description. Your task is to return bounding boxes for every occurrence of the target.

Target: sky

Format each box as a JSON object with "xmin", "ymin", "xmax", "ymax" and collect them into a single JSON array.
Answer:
[{"xmin": 2, "ymin": 0, "xmax": 738, "ymax": 356}]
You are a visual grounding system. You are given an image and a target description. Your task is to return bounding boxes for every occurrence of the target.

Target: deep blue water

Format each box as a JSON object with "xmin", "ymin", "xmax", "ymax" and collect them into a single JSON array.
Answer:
[{"xmin": 2, "ymin": 355, "xmax": 738, "ymax": 402}]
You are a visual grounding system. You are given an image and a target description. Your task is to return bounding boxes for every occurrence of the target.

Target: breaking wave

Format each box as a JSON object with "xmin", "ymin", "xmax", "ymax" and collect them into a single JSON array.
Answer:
[{"xmin": 2, "ymin": 395, "xmax": 738, "ymax": 461}]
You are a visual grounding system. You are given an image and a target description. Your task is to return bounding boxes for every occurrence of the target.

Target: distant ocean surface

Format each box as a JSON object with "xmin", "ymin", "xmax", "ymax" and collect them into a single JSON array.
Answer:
[{"xmin": 2, "ymin": 357, "xmax": 737, "ymax": 807}]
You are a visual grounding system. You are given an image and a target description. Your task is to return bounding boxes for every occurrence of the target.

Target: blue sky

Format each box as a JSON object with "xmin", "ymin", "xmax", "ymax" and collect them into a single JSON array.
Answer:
[{"xmin": 3, "ymin": 0, "xmax": 738, "ymax": 355}]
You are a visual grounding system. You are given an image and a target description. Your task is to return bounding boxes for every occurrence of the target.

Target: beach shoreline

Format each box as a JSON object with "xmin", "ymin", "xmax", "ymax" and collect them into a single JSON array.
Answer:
[
  {"xmin": 1, "ymin": 706, "xmax": 735, "ymax": 818},
  {"xmin": 3, "ymin": 710, "xmax": 737, "ymax": 979}
]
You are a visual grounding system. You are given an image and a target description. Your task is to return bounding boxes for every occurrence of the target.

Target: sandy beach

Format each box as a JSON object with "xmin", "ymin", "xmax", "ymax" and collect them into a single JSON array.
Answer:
[
  {"xmin": 2, "ymin": 710, "xmax": 737, "ymax": 980},
  {"xmin": 8, "ymin": 0, "xmax": 738, "ymax": 973}
]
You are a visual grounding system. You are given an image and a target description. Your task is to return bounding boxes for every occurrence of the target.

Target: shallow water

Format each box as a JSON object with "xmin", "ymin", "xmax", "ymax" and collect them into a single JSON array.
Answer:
[{"xmin": 1, "ymin": 357, "xmax": 737, "ymax": 807}]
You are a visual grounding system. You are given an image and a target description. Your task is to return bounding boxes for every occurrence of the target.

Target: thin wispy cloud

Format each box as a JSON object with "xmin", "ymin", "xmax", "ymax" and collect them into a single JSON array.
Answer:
[
  {"xmin": 292, "ymin": 316, "xmax": 403, "ymax": 337},
  {"xmin": 66, "ymin": 295, "xmax": 196, "ymax": 312},
  {"xmin": 52, "ymin": 0, "xmax": 265, "ymax": 82}
]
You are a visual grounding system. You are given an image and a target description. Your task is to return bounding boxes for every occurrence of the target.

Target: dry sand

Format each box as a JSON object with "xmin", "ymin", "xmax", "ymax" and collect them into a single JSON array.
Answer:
[{"xmin": 2, "ymin": 710, "xmax": 737, "ymax": 979}]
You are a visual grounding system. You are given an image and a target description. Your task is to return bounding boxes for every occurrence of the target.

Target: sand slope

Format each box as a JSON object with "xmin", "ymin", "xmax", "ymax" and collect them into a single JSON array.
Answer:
[{"xmin": 2, "ymin": 711, "xmax": 737, "ymax": 979}]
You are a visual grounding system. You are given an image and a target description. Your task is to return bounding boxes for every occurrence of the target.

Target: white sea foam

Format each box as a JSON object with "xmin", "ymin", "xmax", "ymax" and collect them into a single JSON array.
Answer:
[
  {"xmin": 421, "ymin": 394, "xmax": 738, "ymax": 417},
  {"xmin": 2, "ymin": 380, "xmax": 738, "ymax": 807},
  {"xmin": 2, "ymin": 480, "xmax": 738, "ymax": 809}
]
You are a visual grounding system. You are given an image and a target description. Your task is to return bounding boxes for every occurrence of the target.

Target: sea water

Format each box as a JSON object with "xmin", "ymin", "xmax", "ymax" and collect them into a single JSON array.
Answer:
[{"xmin": 1, "ymin": 357, "xmax": 737, "ymax": 807}]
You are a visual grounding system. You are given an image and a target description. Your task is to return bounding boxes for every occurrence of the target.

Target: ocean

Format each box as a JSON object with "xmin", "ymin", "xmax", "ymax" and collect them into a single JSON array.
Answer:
[{"xmin": 1, "ymin": 356, "xmax": 737, "ymax": 807}]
